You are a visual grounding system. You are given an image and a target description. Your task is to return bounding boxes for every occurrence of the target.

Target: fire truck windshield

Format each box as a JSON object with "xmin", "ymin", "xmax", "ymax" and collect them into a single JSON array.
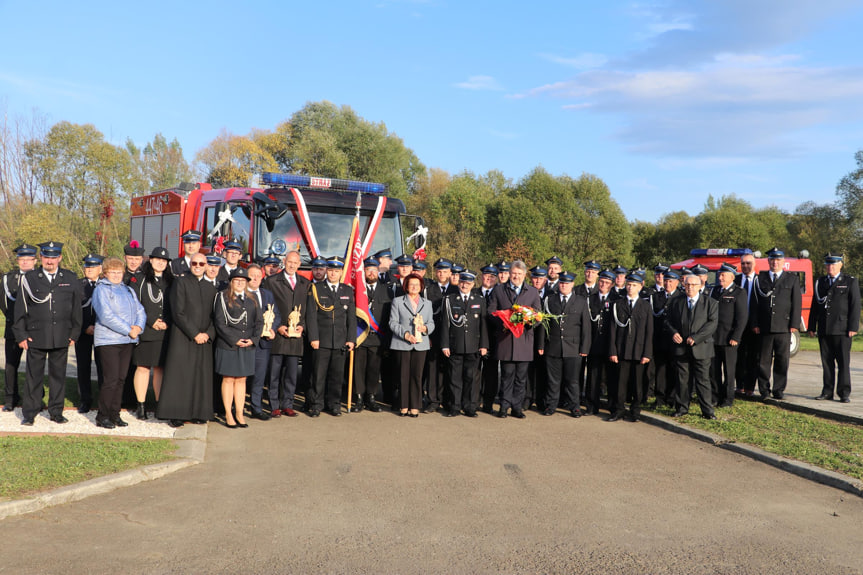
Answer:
[{"xmin": 257, "ymin": 207, "xmax": 401, "ymax": 266}]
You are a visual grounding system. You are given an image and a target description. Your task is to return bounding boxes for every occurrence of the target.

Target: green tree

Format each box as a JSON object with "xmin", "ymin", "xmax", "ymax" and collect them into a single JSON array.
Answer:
[
  {"xmin": 25, "ymin": 121, "xmax": 137, "ymax": 261},
  {"xmin": 195, "ymin": 128, "xmax": 278, "ymax": 188},
  {"xmin": 631, "ymin": 211, "xmax": 696, "ymax": 268},
  {"xmin": 428, "ymin": 171, "xmax": 495, "ymax": 269},
  {"xmin": 127, "ymin": 133, "xmax": 194, "ymax": 191},
  {"xmin": 694, "ymin": 195, "xmax": 792, "ymax": 254}
]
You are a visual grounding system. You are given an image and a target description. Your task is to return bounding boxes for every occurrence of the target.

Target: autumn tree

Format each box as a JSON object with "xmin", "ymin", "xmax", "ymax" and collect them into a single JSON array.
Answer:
[{"xmin": 195, "ymin": 128, "xmax": 278, "ymax": 187}]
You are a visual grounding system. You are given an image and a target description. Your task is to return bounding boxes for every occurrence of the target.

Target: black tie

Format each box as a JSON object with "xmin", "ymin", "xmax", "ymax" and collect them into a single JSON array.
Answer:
[
  {"xmin": 562, "ymin": 296, "xmax": 568, "ymax": 306},
  {"xmin": 743, "ymin": 276, "xmax": 749, "ymax": 293}
]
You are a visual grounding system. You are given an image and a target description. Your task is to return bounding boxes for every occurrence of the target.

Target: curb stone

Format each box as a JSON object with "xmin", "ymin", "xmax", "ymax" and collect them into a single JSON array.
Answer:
[
  {"xmin": 0, "ymin": 423, "xmax": 208, "ymax": 521},
  {"xmin": 639, "ymin": 411, "xmax": 863, "ymax": 498}
]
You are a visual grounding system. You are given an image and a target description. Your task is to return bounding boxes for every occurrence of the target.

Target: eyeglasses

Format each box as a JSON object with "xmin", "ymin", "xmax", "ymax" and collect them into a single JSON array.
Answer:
[{"xmin": 190, "ymin": 262, "xmax": 207, "ymax": 267}]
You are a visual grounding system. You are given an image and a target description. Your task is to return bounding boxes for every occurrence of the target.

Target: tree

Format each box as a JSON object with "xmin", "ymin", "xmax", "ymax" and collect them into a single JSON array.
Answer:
[
  {"xmin": 25, "ymin": 121, "xmax": 137, "ymax": 260},
  {"xmin": 427, "ymin": 171, "xmax": 495, "ymax": 269},
  {"xmin": 631, "ymin": 211, "xmax": 697, "ymax": 267},
  {"xmin": 259, "ymin": 101, "xmax": 426, "ymax": 201},
  {"xmin": 127, "ymin": 133, "xmax": 194, "ymax": 191},
  {"xmin": 195, "ymin": 128, "xmax": 278, "ymax": 187},
  {"xmin": 694, "ymin": 195, "xmax": 792, "ymax": 253}
]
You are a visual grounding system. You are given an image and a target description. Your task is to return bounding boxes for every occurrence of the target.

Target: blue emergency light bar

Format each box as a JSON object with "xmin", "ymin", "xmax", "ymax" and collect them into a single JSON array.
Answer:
[
  {"xmin": 690, "ymin": 248, "xmax": 753, "ymax": 257},
  {"xmin": 261, "ymin": 172, "xmax": 388, "ymax": 194}
]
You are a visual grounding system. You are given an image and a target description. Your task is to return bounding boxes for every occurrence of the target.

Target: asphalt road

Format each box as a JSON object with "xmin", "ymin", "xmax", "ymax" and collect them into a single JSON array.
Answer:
[{"xmin": 1, "ymin": 407, "xmax": 861, "ymax": 574}]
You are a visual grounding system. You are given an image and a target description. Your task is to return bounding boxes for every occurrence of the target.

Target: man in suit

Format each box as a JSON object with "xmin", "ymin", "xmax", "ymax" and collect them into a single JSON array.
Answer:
[
  {"xmin": 807, "ymin": 253, "xmax": 860, "ymax": 403},
  {"xmin": 247, "ymin": 264, "xmax": 280, "ymax": 420},
  {"xmin": 440, "ymin": 271, "xmax": 488, "ymax": 417},
  {"xmin": 264, "ymin": 251, "xmax": 308, "ymax": 418},
  {"xmin": 13, "ymin": 242, "xmax": 82, "ymax": 426},
  {"xmin": 76, "ymin": 254, "xmax": 104, "ymax": 413},
  {"xmin": 711, "ymin": 263, "xmax": 748, "ymax": 407},
  {"xmin": 650, "ymin": 270, "xmax": 682, "ymax": 408},
  {"xmin": 1, "ymin": 244, "xmax": 38, "ymax": 412},
  {"xmin": 607, "ymin": 273, "xmax": 653, "ymax": 422},
  {"xmin": 667, "ymin": 273, "xmax": 719, "ymax": 419},
  {"xmin": 753, "ymin": 248, "xmax": 802, "ymax": 400},
  {"xmin": 351, "ymin": 257, "xmax": 392, "ymax": 412},
  {"xmin": 574, "ymin": 260, "xmax": 601, "ymax": 299},
  {"xmin": 478, "ymin": 264, "xmax": 499, "ymax": 413},
  {"xmin": 423, "ymin": 258, "xmax": 456, "ymax": 413},
  {"xmin": 487, "ymin": 260, "xmax": 543, "ymax": 418},
  {"xmin": 306, "ymin": 257, "xmax": 356, "ymax": 417},
  {"xmin": 584, "ymin": 270, "xmax": 618, "ymax": 414},
  {"xmin": 537, "ymin": 271, "xmax": 591, "ymax": 417},
  {"xmin": 170, "ymin": 230, "xmax": 203, "ymax": 277},
  {"xmin": 734, "ymin": 251, "xmax": 759, "ymax": 397}
]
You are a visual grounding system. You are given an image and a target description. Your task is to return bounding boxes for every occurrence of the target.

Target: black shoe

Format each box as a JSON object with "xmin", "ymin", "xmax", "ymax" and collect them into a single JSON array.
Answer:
[
  {"xmin": 626, "ymin": 412, "xmax": 639, "ymax": 422},
  {"xmin": 542, "ymin": 408, "xmax": 555, "ymax": 416},
  {"xmin": 424, "ymin": 403, "xmax": 439, "ymax": 414},
  {"xmin": 671, "ymin": 410, "xmax": 686, "ymax": 418},
  {"xmin": 840, "ymin": 397, "xmax": 851, "ymax": 403},
  {"xmin": 759, "ymin": 392, "xmax": 770, "ymax": 401},
  {"xmin": 496, "ymin": 409, "xmax": 508, "ymax": 419},
  {"xmin": 237, "ymin": 422, "xmax": 249, "ymax": 428},
  {"xmin": 50, "ymin": 414, "xmax": 69, "ymax": 424},
  {"xmin": 772, "ymin": 392, "xmax": 784, "ymax": 400},
  {"xmin": 444, "ymin": 409, "xmax": 459, "ymax": 417},
  {"xmin": 224, "ymin": 421, "xmax": 237, "ymax": 429},
  {"xmin": 135, "ymin": 403, "xmax": 147, "ymax": 420},
  {"xmin": 251, "ymin": 411, "xmax": 271, "ymax": 421},
  {"xmin": 464, "ymin": 410, "xmax": 478, "ymax": 418},
  {"xmin": 95, "ymin": 417, "xmax": 115, "ymax": 429},
  {"xmin": 815, "ymin": 394, "xmax": 833, "ymax": 401},
  {"xmin": 328, "ymin": 409, "xmax": 342, "ymax": 417},
  {"xmin": 511, "ymin": 410, "xmax": 526, "ymax": 419},
  {"xmin": 350, "ymin": 396, "xmax": 363, "ymax": 413},
  {"xmin": 2, "ymin": 405, "xmax": 13, "ymax": 412},
  {"xmin": 702, "ymin": 414, "xmax": 718, "ymax": 420},
  {"xmin": 408, "ymin": 412, "xmax": 419, "ymax": 418},
  {"xmin": 21, "ymin": 418, "xmax": 34, "ymax": 426},
  {"xmin": 112, "ymin": 416, "xmax": 129, "ymax": 427},
  {"xmin": 309, "ymin": 410, "xmax": 321, "ymax": 417},
  {"xmin": 481, "ymin": 405, "xmax": 494, "ymax": 414},
  {"xmin": 606, "ymin": 413, "xmax": 622, "ymax": 422},
  {"xmin": 718, "ymin": 401, "xmax": 734, "ymax": 408},
  {"xmin": 571, "ymin": 410, "xmax": 582, "ymax": 418},
  {"xmin": 77, "ymin": 403, "xmax": 90, "ymax": 414},
  {"xmin": 190, "ymin": 419, "xmax": 207, "ymax": 424},
  {"xmin": 169, "ymin": 419, "xmax": 185, "ymax": 428},
  {"xmin": 366, "ymin": 396, "xmax": 383, "ymax": 412}
]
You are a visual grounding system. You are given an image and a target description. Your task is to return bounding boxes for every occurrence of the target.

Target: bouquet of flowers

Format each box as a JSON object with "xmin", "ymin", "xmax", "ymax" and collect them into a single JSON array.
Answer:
[{"xmin": 492, "ymin": 304, "xmax": 563, "ymax": 338}]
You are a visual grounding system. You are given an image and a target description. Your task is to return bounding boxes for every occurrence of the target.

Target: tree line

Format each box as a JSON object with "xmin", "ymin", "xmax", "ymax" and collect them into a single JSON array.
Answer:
[{"xmin": 1, "ymin": 99, "xmax": 862, "ymax": 278}]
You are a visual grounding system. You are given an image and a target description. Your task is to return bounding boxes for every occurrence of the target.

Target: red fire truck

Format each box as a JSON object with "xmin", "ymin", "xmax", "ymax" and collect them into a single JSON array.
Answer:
[
  {"xmin": 670, "ymin": 248, "xmax": 813, "ymax": 356},
  {"xmin": 130, "ymin": 173, "xmax": 425, "ymax": 274}
]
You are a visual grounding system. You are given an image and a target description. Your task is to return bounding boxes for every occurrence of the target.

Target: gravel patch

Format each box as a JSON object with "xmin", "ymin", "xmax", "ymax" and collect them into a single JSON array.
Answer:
[{"xmin": 0, "ymin": 408, "xmax": 178, "ymax": 438}]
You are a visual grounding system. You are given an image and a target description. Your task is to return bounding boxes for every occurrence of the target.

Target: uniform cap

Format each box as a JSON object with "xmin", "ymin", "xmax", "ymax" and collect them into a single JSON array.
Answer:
[
  {"xmin": 149, "ymin": 247, "xmax": 171, "ymax": 261},
  {"xmin": 612, "ymin": 265, "xmax": 628, "ymax": 275},
  {"xmin": 82, "ymin": 253, "xmax": 104, "ymax": 268},
  {"xmin": 664, "ymin": 270, "xmax": 681, "ymax": 281},
  {"xmin": 412, "ymin": 260, "xmax": 428, "ymax": 271},
  {"xmin": 558, "ymin": 271, "xmax": 575, "ymax": 283},
  {"xmin": 653, "ymin": 263, "xmax": 669, "ymax": 273},
  {"xmin": 123, "ymin": 241, "xmax": 145, "ymax": 257},
  {"xmin": 459, "ymin": 271, "xmax": 477, "ymax": 282},
  {"xmin": 766, "ymin": 247, "xmax": 785, "ymax": 259},
  {"xmin": 311, "ymin": 256, "xmax": 328, "ymax": 268},
  {"xmin": 692, "ymin": 264, "xmax": 709, "ymax": 276},
  {"xmin": 363, "ymin": 257, "xmax": 380, "ymax": 268},
  {"xmin": 497, "ymin": 261, "xmax": 511, "ymax": 272},
  {"xmin": 206, "ymin": 255, "xmax": 222, "ymax": 266},
  {"xmin": 529, "ymin": 266, "xmax": 548, "ymax": 278},
  {"xmin": 263, "ymin": 256, "xmax": 282, "ymax": 266},
  {"xmin": 222, "ymin": 241, "xmax": 242, "ymax": 253},
  {"xmin": 718, "ymin": 263, "xmax": 737, "ymax": 275},
  {"xmin": 824, "ymin": 252, "xmax": 843, "ymax": 264},
  {"xmin": 481, "ymin": 264, "xmax": 498, "ymax": 275},
  {"xmin": 38, "ymin": 241, "xmax": 63, "ymax": 257},
  {"xmin": 373, "ymin": 248, "xmax": 393, "ymax": 260},
  {"xmin": 451, "ymin": 263, "xmax": 465, "ymax": 274},
  {"xmin": 395, "ymin": 254, "xmax": 414, "ymax": 266},
  {"xmin": 584, "ymin": 260, "xmax": 602, "ymax": 271},
  {"xmin": 14, "ymin": 244, "xmax": 37, "ymax": 257},
  {"xmin": 326, "ymin": 257, "xmax": 345, "ymax": 269},
  {"xmin": 625, "ymin": 273, "xmax": 644, "ymax": 285},
  {"xmin": 598, "ymin": 269, "xmax": 615, "ymax": 281},
  {"xmin": 545, "ymin": 256, "xmax": 563, "ymax": 266},
  {"xmin": 182, "ymin": 230, "xmax": 202, "ymax": 242},
  {"xmin": 433, "ymin": 258, "xmax": 452, "ymax": 270},
  {"xmin": 229, "ymin": 267, "xmax": 249, "ymax": 280}
]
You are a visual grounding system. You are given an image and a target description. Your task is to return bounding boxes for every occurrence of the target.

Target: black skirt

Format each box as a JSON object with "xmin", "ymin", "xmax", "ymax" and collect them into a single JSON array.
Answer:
[
  {"xmin": 214, "ymin": 346, "xmax": 256, "ymax": 377},
  {"xmin": 133, "ymin": 338, "xmax": 169, "ymax": 367}
]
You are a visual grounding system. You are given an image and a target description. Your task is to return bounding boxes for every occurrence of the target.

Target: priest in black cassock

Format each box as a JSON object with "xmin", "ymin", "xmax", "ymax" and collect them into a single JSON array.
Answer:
[{"xmin": 156, "ymin": 253, "xmax": 217, "ymax": 427}]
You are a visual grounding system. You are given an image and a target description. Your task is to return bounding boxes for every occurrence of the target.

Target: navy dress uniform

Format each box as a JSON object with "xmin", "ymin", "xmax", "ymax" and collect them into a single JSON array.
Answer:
[
  {"xmin": 536, "ymin": 272, "xmax": 592, "ymax": 417},
  {"xmin": 526, "ymin": 266, "xmax": 549, "ymax": 410},
  {"xmin": 12, "ymin": 242, "xmax": 83, "ymax": 425},
  {"xmin": 351, "ymin": 257, "xmax": 392, "ymax": 412},
  {"xmin": 216, "ymin": 241, "xmax": 244, "ymax": 285},
  {"xmin": 1, "ymin": 243, "xmax": 39, "ymax": 411},
  {"xmin": 305, "ymin": 258, "xmax": 356, "ymax": 416},
  {"xmin": 423, "ymin": 259, "xmax": 456, "ymax": 412},
  {"xmin": 607, "ymin": 274, "xmax": 653, "ymax": 421},
  {"xmin": 585, "ymin": 271, "xmax": 619, "ymax": 414},
  {"xmin": 573, "ymin": 260, "xmax": 601, "ymax": 299},
  {"xmin": 123, "ymin": 242, "xmax": 146, "ymax": 287},
  {"xmin": 649, "ymin": 270, "xmax": 683, "ymax": 407},
  {"xmin": 76, "ymin": 254, "xmax": 105, "ymax": 413},
  {"xmin": 734, "ymin": 262, "xmax": 760, "ymax": 395},
  {"xmin": 545, "ymin": 256, "xmax": 564, "ymax": 294},
  {"xmin": 710, "ymin": 263, "xmax": 748, "ymax": 407},
  {"xmin": 478, "ymin": 264, "xmax": 500, "ymax": 413},
  {"xmin": 170, "ymin": 230, "xmax": 203, "ymax": 276},
  {"xmin": 439, "ymin": 272, "xmax": 489, "ymax": 417},
  {"xmin": 753, "ymin": 248, "xmax": 802, "ymax": 399},
  {"xmin": 807, "ymin": 253, "xmax": 860, "ymax": 402}
]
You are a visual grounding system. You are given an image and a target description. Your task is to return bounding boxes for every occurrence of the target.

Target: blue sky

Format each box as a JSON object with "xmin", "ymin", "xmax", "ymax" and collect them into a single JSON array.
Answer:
[{"xmin": 2, "ymin": 0, "xmax": 863, "ymax": 222}]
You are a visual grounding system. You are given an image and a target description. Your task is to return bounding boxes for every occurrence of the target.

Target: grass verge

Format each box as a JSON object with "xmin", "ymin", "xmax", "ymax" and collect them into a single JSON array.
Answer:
[
  {"xmin": 0, "ymin": 435, "xmax": 176, "ymax": 500},
  {"xmin": 647, "ymin": 400, "xmax": 863, "ymax": 480},
  {"xmin": 798, "ymin": 333, "xmax": 863, "ymax": 352}
]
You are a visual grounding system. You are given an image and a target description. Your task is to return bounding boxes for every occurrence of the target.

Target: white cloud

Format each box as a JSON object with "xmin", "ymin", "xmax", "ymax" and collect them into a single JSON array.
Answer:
[
  {"xmin": 454, "ymin": 75, "xmax": 504, "ymax": 91},
  {"xmin": 540, "ymin": 52, "xmax": 608, "ymax": 70}
]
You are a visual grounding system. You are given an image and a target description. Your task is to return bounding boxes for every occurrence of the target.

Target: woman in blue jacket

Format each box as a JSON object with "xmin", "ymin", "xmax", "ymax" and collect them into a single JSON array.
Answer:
[{"xmin": 92, "ymin": 257, "xmax": 146, "ymax": 429}]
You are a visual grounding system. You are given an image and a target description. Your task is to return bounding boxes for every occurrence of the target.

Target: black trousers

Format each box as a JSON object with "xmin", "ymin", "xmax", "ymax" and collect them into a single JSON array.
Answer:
[
  {"xmin": 613, "ymin": 359, "xmax": 643, "ymax": 418},
  {"xmin": 736, "ymin": 329, "xmax": 760, "ymax": 392},
  {"xmin": 818, "ymin": 335, "xmax": 852, "ymax": 400},
  {"xmin": 527, "ymin": 351, "xmax": 547, "ymax": 409},
  {"xmin": 249, "ymin": 346, "xmax": 272, "ymax": 413},
  {"xmin": 758, "ymin": 332, "xmax": 791, "ymax": 396},
  {"xmin": 498, "ymin": 361, "xmax": 529, "ymax": 412},
  {"xmin": 96, "ymin": 344, "xmax": 133, "ymax": 420},
  {"xmin": 545, "ymin": 355, "xmax": 583, "ymax": 413},
  {"xmin": 447, "ymin": 351, "xmax": 480, "ymax": 411},
  {"xmin": 652, "ymin": 349, "xmax": 676, "ymax": 406},
  {"xmin": 4, "ymin": 336, "xmax": 22, "ymax": 406},
  {"xmin": 711, "ymin": 345, "xmax": 738, "ymax": 405},
  {"xmin": 353, "ymin": 345, "xmax": 383, "ymax": 397},
  {"xmin": 75, "ymin": 333, "xmax": 103, "ymax": 408},
  {"xmin": 311, "ymin": 348, "xmax": 346, "ymax": 411},
  {"xmin": 23, "ymin": 346, "xmax": 68, "ymax": 421},
  {"xmin": 585, "ymin": 354, "xmax": 611, "ymax": 412},
  {"xmin": 424, "ymin": 348, "xmax": 447, "ymax": 407},
  {"xmin": 675, "ymin": 353, "xmax": 714, "ymax": 417},
  {"xmin": 480, "ymin": 356, "xmax": 499, "ymax": 411},
  {"xmin": 398, "ymin": 349, "xmax": 426, "ymax": 410},
  {"xmin": 269, "ymin": 354, "xmax": 299, "ymax": 410}
]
